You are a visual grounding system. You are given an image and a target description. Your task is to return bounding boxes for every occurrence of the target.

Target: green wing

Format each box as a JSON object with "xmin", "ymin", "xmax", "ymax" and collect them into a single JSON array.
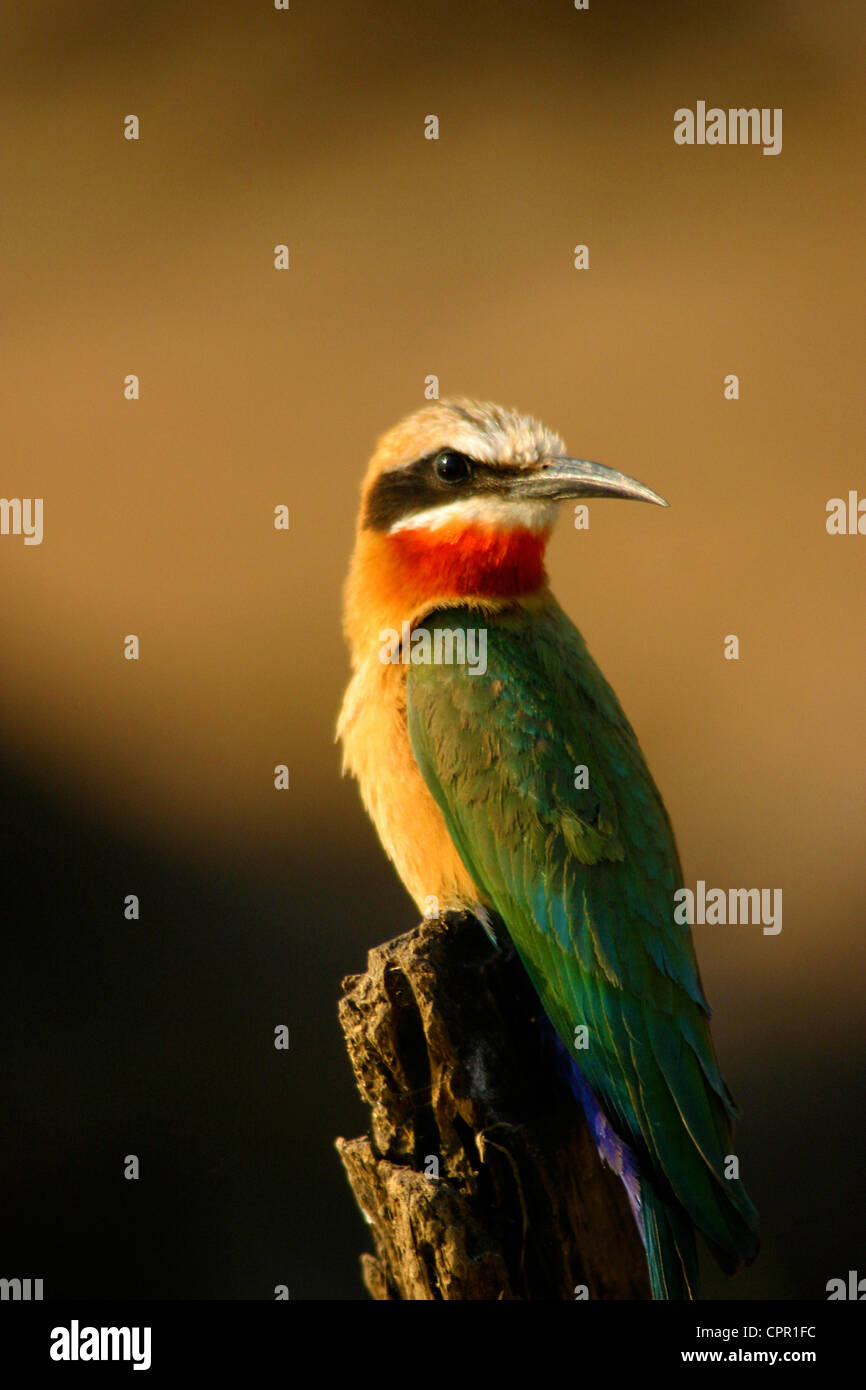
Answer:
[{"xmin": 406, "ymin": 600, "xmax": 758, "ymax": 1265}]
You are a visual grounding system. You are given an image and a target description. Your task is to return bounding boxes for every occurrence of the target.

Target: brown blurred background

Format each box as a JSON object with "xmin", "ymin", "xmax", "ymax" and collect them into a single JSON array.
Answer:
[{"xmin": 1, "ymin": 0, "xmax": 863, "ymax": 1299}]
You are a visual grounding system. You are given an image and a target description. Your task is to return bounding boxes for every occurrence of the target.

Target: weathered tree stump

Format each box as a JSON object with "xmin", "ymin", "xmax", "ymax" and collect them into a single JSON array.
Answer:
[{"xmin": 336, "ymin": 913, "xmax": 650, "ymax": 1300}]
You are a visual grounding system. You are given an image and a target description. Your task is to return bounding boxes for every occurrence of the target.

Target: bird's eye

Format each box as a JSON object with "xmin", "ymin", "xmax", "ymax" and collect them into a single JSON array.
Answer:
[{"xmin": 434, "ymin": 450, "xmax": 473, "ymax": 483}]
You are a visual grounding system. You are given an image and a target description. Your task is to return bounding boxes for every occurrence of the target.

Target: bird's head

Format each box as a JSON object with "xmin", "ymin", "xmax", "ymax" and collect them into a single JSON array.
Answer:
[{"xmin": 344, "ymin": 398, "xmax": 667, "ymax": 653}]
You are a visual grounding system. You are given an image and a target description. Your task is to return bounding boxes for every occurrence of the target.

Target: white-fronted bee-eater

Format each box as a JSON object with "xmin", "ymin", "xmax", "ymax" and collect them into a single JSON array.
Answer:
[{"xmin": 338, "ymin": 398, "xmax": 759, "ymax": 1298}]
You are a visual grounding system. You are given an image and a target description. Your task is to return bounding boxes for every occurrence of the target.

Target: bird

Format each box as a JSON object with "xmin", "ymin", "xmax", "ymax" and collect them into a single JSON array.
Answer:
[{"xmin": 337, "ymin": 397, "xmax": 759, "ymax": 1299}]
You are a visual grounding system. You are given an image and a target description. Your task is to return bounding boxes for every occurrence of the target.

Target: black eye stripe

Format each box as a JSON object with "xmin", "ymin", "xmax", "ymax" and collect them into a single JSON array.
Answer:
[{"xmin": 362, "ymin": 451, "xmax": 530, "ymax": 531}]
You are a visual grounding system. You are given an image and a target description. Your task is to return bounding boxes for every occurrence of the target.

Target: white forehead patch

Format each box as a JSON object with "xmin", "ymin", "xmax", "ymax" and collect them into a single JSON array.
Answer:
[
  {"xmin": 388, "ymin": 494, "xmax": 556, "ymax": 535},
  {"xmin": 380, "ymin": 400, "xmax": 567, "ymax": 474}
]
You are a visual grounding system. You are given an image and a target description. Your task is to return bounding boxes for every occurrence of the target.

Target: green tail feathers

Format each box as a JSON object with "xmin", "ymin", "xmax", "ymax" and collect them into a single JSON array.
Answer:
[
  {"xmin": 641, "ymin": 1177, "xmax": 759, "ymax": 1299},
  {"xmin": 641, "ymin": 1182, "xmax": 700, "ymax": 1300}
]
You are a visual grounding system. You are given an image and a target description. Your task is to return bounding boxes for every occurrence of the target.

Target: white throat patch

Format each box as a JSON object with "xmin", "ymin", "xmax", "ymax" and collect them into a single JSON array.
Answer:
[{"xmin": 388, "ymin": 494, "xmax": 556, "ymax": 536}]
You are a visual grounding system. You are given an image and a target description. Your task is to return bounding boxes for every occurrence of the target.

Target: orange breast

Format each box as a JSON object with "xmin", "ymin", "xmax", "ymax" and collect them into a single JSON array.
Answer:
[{"xmin": 337, "ymin": 655, "xmax": 482, "ymax": 913}]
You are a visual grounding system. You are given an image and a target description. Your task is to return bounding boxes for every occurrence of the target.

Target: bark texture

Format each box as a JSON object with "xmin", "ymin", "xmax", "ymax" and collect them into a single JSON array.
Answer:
[{"xmin": 336, "ymin": 912, "xmax": 650, "ymax": 1300}]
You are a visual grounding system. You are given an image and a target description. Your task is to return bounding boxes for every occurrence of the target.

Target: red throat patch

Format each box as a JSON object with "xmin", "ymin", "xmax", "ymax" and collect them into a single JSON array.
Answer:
[{"xmin": 387, "ymin": 522, "xmax": 549, "ymax": 601}]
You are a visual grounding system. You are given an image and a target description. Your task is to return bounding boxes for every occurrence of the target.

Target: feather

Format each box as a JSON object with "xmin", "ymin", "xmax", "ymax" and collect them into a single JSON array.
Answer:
[{"xmin": 407, "ymin": 599, "xmax": 759, "ymax": 1297}]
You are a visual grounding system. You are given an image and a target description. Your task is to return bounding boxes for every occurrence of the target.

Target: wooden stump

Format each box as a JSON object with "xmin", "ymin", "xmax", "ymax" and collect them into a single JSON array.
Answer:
[{"xmin": 336, "ymin": 912, "xmax": 650, "ymax": 1300}]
